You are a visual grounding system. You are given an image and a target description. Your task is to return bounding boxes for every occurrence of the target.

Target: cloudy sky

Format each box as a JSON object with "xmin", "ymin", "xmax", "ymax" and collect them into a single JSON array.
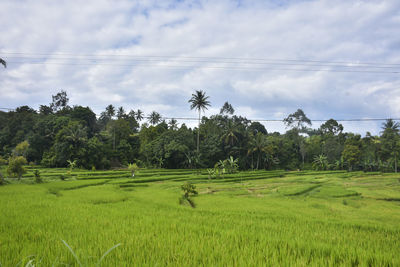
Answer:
[{"xmin": 1, "ymin": 0, "xmax": 400, "ymax": 134}]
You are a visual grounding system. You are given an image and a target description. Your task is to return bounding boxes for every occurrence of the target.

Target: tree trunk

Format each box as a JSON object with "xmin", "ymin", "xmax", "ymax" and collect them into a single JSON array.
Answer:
[
  {"xmin": 197, "ymin": 110, "xmax": 200, "ymax": 153},
  {"xmin": 256, "ymin": 153, "xmax": 260, "ymax": 170}
]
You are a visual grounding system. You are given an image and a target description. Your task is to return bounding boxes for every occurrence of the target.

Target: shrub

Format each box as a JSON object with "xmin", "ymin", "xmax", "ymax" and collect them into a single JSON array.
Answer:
[
  {"xmin": 0, "ymin": 171, "xmax": 5, "ymax": 185},
  {"xmin": 0, "ymin": 156, "xmax": 7, "ymax": 166},
  {"xmin": 179, "ymin": 182, "xmax": 198, "ymax": 208},
  {"xmin": 128, "ymin": 163, "xmax": 139, "ymax": 177},
  {"xmin": 34, "ymin": 169, "xmax": 42, "ymax": 183},
  {"xmin": 6, "ymin": 156, "xmax": 27, "ymax": 180}
]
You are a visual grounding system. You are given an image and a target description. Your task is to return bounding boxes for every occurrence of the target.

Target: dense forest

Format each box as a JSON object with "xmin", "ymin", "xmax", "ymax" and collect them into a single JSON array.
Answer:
[{"xmin": 0, "ymin": 90, "xmax": 399, "ymax": 172}]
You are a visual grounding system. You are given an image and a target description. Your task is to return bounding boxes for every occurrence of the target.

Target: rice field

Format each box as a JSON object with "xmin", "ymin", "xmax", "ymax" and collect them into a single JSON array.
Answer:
[{"xmin": 1, "ymin": 167, "xmax": 400, "ymax": 266}]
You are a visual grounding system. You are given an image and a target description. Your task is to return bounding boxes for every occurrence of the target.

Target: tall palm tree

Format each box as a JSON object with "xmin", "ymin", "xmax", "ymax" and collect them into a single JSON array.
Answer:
[
  {"xmin": 382, "ymin": 119, "xmax": 400, "ymax": 133},
  {"xmin": 0, "ymin": 58, "xmax": 6, "ymax": 68},
  {"xmin": 247, "ymin": 132, "xmax": 268, "ymax": 169},
  {"xmin": 188, "ymin": 90, "xmax": 211, "ymax": 153},
  {"xmin": 117, "ymin": 106, "xmax": 125, "ymax": 119},
  {"xmin": 148, "ymin": 111, "xmax": 161, "ymax": 125},
  {"xmin": 135, "ymin": 109, "xmax": 144, "ymax": 121},
  {"xmin": 168, "ymin": 118, "xmax": 178, "ymax": 130},
  {"xmin": 105, "ymin": 105, "xmax": 115, "ymax": 119}
]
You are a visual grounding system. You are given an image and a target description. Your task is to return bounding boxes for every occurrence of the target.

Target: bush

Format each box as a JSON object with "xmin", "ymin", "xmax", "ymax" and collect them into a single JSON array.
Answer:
[
  {"xmin": 7, "ymin": 156, "xmax": 27, "ymax": 180},
  {"xmin": 128, "ymin": 163, "xmax": 139, "ymax": 177},
  {"xmin": 0, "ymin": 171, "xmax": 5, "ymax": 185},
  {"xmin": 0, "ymin": 156, "xmax": 7, "ymax": 166},
  {"xmin": 34, "ymin": 169, "xmax": 42, "ymax": 183},
  {"xmin": 179, "ymin": 182, "xmax": 198, "ymax": 208}
]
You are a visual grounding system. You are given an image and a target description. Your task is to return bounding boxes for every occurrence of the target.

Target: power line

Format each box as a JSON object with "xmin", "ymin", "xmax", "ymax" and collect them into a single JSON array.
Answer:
[
  {"xmin": 0, "ymin": 107, "xmax": 397, "ymax": 122},
  {"xmin": 4, "ymin": 55, "xmax": 400, "ymax": 69},
  {"xmin": 2, "ymin": 51, "xmax": 400, "ymax": 66},
  {"xmin": 2, "ymin": 52, "xmax": 400, "ymax": 73},
  {"xmin": 4, "ymin": 61, "xmax": 399, "ymax": 74}
]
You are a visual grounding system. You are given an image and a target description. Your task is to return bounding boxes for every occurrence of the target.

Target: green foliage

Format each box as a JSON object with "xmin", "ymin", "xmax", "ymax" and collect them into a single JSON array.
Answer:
[
  {"xmin": 67, "ymin": 159, "xmax": 77, "ymax": 170},
  {"xmin": 1, "ymin": 95, "xmax": 400, "ymax": 173},
  {"xmin": 0, "ymin": 156, "xmax": 7, "ymax": 166},
  {"xmin": 128, "ymin": 163, "xmax": 139, "ymax": 177},
  {"xmin": 34, "ymin": 169, "xmax": 42, "ymax": 183},
  {"xmin": 313, "ymin": 154, "xmax": 329, "ymax": 170},
  {"xmin": 207, "ymin": 168, "xmax": 215, "ymax": 179},
  {"xmin": 0, "ymin": 171, "xmax": 5, "ymax": 185},
  {"xmin": 14, "ymin": 140, "xmax": 30, "ymax": 157},
  {"xmin": 179, "ymin": 182, "xmax": 198, "ymax": 208},
  {"xmin": 189, "ymin": 90, "xmax": 211, "ymax": 153},
  {"xmin": 224, "ymin": 156, "xmax": 239, "ymax": 173},
  {"xmin": 6, "ymin": 156, "xmax": 27, "ymax": 179},
  {"xmin": 342, "ymin": 144, "xmax": 361, "ymax": 171}
]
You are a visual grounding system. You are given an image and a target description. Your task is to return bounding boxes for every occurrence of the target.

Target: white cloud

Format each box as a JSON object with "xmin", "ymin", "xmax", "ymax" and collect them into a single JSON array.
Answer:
[{"xmin": 0, "ymin": 0, "xmax": 400, "ymax": 135}]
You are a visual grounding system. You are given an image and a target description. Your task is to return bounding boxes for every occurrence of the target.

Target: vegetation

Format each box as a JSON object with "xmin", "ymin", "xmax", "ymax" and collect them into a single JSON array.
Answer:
[
  {"xmin": 6, "ymin": 156, "xmax": 27, "ymax": 179},
  {"xmin": 1, "ymin": 90, "xmax": 400, "ymax": 173},
  {"xmin": 179, "ymin": 181, "xmax": 198, "ymax": 208},
  {"xmin": 1, "ymin": 168, "xmax": 400, "ymax": 265},
  {"xmin": 128, "ymin": 163, "xmax": 139, "ymax": 177},
  {"xmin": 188, "ymin": 90, "xmax": 211, "ymax": 153},
  {"xmin": 34, "ymin": 169, "xmax": 42, "ymax": 183}
]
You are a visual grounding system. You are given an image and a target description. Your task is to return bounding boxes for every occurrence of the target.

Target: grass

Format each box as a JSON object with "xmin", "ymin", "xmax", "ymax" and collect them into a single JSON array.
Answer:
[{"xmin": 1, "ymin": 168, "xmax": 400, "ymax": 266}]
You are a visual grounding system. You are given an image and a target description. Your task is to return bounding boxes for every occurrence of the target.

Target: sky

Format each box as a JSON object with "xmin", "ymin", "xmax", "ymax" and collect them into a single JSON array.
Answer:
[{"xmin": 1, "ymin": 0, "xmax": 400, "ymax": 134}]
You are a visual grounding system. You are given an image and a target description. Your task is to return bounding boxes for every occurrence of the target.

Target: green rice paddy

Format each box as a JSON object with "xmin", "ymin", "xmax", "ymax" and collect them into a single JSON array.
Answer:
[{"xmin": 1, "ymin": 168, "xmax": 400, "ymax": 266}]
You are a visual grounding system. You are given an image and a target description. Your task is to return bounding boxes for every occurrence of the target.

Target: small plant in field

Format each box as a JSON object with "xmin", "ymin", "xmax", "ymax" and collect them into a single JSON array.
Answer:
[
  {"xmin": 224, "ymin": 156, "xmax": 239, "ymax": 173},
  {"xmin": 61, "ymin": 239, "xmax": 121, "ymax": 266},
  {"xmin": 92, "ymin": 165, "xmax": 96, "ymax": 171},
  {"xmin": 67, "ymin": 159, "xmax": 77, "ymax": 171},
  {"xmin": 207, "ymin": 168, "xmax": 215, "ymax": 180},
  {"xmin": 34, "ymin": 169, "xmax": 42, "ymax": 183},
  {"xmin": 214, "ymin": 160, "xmax": 226, "ymax": 178},
  {"xmin": 179, "ymin": 182, "xmax": 198, "ymax": 208},
  {"xmin": 60, "ymin": 174, "xmax": 66, "ymax": 181},
  {"xmin": 128, "ymin": 163, "xmax": 139, "ymax": 177}
]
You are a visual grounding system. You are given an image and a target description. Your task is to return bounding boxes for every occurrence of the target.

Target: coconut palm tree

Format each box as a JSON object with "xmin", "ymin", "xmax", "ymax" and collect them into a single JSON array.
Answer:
[
  {"xmin": 135, "ymin": 109, "xmax": 144, "ymax": 121},
  {"xmin": 381, "ymin": 119, "xmax": 400, "ymax": 133},
  {"xmin": 0, "ymin": 58, "xmax": 6, "ymax": 68},
  {"xmin": 188, "ymin": 90, "xmax": 211, "ymax": 153},
  {"xmin": 117, "ymin": 106, "xmax": 126, "ymax": 119},
  {"xmin": 105, "ymin": 105, "xmax": 115, "ymax": 119},
  {"xmin": 248, "ymin": 132, "xmax": 268, "ymax": 169},
  {"xmin": 168, "ymin": 118, "xmax": 178, "ymax": 130},
  {"xmin": 148, "ymin": 111, "xmax": 161, "ymax": 125}
]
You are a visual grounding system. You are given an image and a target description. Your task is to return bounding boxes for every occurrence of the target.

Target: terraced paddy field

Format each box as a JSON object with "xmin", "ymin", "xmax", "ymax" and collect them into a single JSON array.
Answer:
[{"xmin": 1, "ymin": 168, "xmax": 400, "ymax": 266}]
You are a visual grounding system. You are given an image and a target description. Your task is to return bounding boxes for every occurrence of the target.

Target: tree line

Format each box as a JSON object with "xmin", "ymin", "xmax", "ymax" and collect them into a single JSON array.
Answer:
[{"xmin": 0, "ymin": 90, "xmax": 399, "ymax": 172}]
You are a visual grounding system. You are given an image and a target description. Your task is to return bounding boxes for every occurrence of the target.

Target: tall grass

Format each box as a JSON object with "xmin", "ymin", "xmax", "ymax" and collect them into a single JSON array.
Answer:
[{"xmin": 0, "ymin": 169, "xmax": 400, "ymax": 265}]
